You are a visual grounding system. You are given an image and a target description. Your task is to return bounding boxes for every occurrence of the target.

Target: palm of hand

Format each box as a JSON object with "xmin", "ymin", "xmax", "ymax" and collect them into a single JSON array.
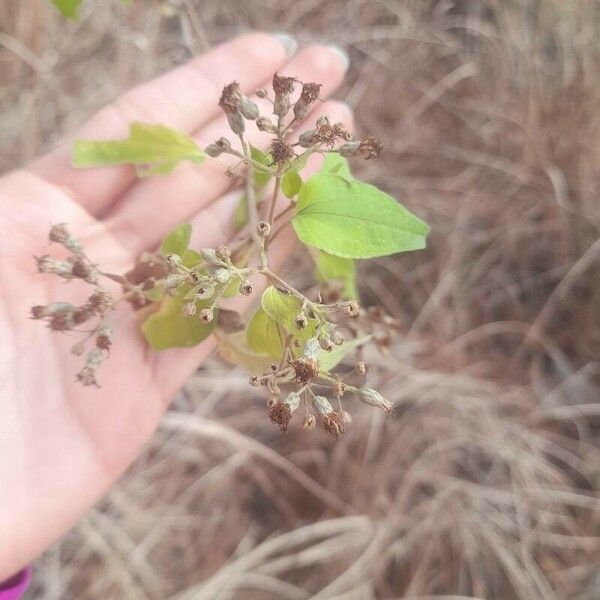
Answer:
[{"xmin": 0, "ymin": 33, "xmax": 350, "ymax": 578}]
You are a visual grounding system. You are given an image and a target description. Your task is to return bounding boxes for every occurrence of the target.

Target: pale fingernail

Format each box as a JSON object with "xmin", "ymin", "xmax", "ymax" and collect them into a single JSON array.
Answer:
[
  {"xmin": 328, "ymin": 44, "xmax": 350, "ymax": 72},
  {"xmin": 272, "ymin": 32, "xmax": 298, "ymax": 57}
]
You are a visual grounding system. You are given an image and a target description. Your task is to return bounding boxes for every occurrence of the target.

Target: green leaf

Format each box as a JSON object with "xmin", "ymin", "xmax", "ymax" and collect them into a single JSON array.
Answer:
[
  {"xmin": 261, "ymin": 286, "xmax": 317, "ymax": 342},
  {"xmin": 292, "ymin": 174, "xmax": 429, "ymax": 259},
  {"xmin": 73, "ymin": 122, "xmax": 205, "ymax": 176},
  {"xmin": 250, "ymin": 145, "xmax": 272, "ymax": 188},
  {"xmin": 182, "ymin": 249, "xmax": 201, "ymax": 268},
  {"xmin": 142, "ymin": 286, "xmax": 216, "ymax": 350},
  {"xmin": 321, "ymin": 152, "xmax": 353, "ymax": 181},
  {"xmin": 314, "ymin": 251, "xmax": 358, "ymax": 300},
  {"xmin": 216, "ymin": 330, "xmax": 274, "ymax": 373},
  {"xmin": 52, "ymin": 0, "xmax": 81, "ymax": 19},
  {"xmin": 246, "ymin": 308, "xmax": 284, "ymax": 358},
  {"xmin": 281, "ymin": 170, "xmax": 303, "ymax": 198},
  {"xmin": 319, "ymin": 335, "xmax": 371, "ymax": 371},
  {"xmin": 160, "ymin": 223, "xmax": 191, "ymax": 257},
  {"xmin": 288, "ymin": 150, "xmax": 311, "ymax": 174}
]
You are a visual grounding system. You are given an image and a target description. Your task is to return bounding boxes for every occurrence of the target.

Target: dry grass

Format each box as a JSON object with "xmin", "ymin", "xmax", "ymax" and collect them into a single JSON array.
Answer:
[{"xmin": 2, "ymin": 0, "xmax": 600, "ymax": 598}]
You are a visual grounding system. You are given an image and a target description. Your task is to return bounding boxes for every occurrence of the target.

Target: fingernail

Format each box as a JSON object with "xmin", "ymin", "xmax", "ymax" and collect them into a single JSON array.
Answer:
[
  {"xmin": 328, "ymin": 44, "xmax": 350, "ymax": 71},
  {"xmin": 272, "ymin": 32, "xmax": 298, "ymax": 57}
]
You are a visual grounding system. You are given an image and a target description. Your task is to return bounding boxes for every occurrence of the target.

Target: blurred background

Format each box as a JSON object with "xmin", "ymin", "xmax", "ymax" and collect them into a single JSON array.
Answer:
[{"xmin": 2, "ymin": 1, "xmax": 600, "ymax": 598}]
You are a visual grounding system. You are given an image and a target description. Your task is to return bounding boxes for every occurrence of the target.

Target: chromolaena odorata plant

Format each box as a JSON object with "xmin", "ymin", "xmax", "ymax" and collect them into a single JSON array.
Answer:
[{"xmin": 31, "ymin": 74, "xmax": 429, "ymax": 437}]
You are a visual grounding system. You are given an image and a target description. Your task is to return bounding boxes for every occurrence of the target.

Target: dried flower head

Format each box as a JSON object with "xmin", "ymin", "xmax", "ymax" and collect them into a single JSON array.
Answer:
[
  {"xmin": 323, "ymin": 410, "xmax": 346, "ymax": 438},
  {"xmin": 271, "ymin": 138, "xmax": 295, "ymax": 166},
  {"xmin": 268, "ymin": 400, "xmax": 292, "ymax": 432},
  {"xmin": 88, "ymin": 289, "xmax": 113, "ymax": 316},
  {"xmin": 291, "ymin": 356, "xmax": 319, "ymax": 384},
  {"xmin": 358, "ymin": 135, "xmax": 383, "ymax": 160},
  {"xmin": 219, "ymin": 81, "xmax": 242, "ymax": 115}
]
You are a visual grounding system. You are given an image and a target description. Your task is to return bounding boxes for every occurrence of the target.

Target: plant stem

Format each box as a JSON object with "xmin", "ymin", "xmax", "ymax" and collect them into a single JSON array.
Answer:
[{"xmin": 267, "ymin": 175, "xmax": 281, "ymax": 225}]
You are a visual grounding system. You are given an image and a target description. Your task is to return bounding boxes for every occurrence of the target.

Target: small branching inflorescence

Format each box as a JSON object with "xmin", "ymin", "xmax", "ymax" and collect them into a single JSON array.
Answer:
[{"xmin": 33, "ymin": 73, "xmax": 430, "ymax": 437}]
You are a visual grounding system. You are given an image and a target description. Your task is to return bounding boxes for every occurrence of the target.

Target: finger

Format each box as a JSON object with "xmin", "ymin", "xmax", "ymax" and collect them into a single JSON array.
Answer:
[
  {"xmin": 104, "ymin": 45, "xmax": 350, "ymax": 256},
  {"xmin": 150, "ymin": 100, "xmax": 354, "ymax": 399},
  {"xmin": 29, "ymin": 32, "xmax": 295, "ymax": 215}
]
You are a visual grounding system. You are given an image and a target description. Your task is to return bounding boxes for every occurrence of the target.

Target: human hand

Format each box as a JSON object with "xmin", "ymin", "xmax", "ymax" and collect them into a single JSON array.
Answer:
[{"xmin": 0, "ymin": 32, "xmax": 352, "ymax": 578}]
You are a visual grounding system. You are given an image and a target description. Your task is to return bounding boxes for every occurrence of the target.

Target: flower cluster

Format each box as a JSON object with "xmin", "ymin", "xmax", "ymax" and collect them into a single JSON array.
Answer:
[{"xmin": 31, "ymin": 72, "xmax": 403, "ymax": 438}]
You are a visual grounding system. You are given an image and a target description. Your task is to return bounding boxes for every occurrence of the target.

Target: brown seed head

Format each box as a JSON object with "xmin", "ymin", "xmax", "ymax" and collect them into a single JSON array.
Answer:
[
  {"xmin": 88, "ymin": 289, "xmax": 114, "ymax": 316},
  {"xmin": 268, "ymin": 401, "xmax": 292, "ymax": 432},
  {"xmin": 356, "ymin": 361, "xmax": 367, "ymax": 375},
  {"xmin": 70, "ymin": 256, "xmax": 97, "ymax": 283},
  {"xmin": 31, "ymin": 305, "xmax": 48, "ymax": 319},
  {"xmin": 77, "ymin": 366, "xmax": 99, "ymax": 387},
  {"xmin": 271, "ymin": 138, "xmax": 295, "ymax": 165},
  {"xmin": 96, "ymin": 333, "xmax": 112, "ymax": 351},
  {"xmin": 49, "ymin": 223, "xmax": 70, "ymax": 244},
  {"xmin": 291, "ymin": 356, "xmax": 319, "ymax": 384},
  {"xmin": 358, "ymin": 135, "xmax": 383, "ymax": 160},
  {"xmin": 323, "ymin": 410, "xmax": 346, "ymax": 438},
  {"xmin": 272, "ymin": 73, "xmax": 295, "ymax": 97},
  {"xmin": 300, "ymin": 82, "xmax": 321, "ymax": 104},
  {"xmin": 219, "ymin": 81, "xmax": 242, "ymax": 115}
]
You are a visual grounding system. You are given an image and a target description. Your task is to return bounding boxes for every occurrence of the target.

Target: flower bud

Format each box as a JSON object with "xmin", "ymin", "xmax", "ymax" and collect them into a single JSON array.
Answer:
[
  {"xmin": 215, "ymin": 137, "xmax": 231, "ymax": 151},
  {"xmin": 205, "ymin": 144, "xmax": 222, "ymax": 157},
  {"xmin": 319, "ymin": 334, "xmax": 334, "ymax": 352},
  {"xmin": 182, "ymin": 301, "xmax": 197, "ymax": 317},
  {"xmin": 165, "ymin": 253, "xmax": 182, "ymax": 268},
  {"xmin": 294, "ymin": 313, "xmax": 308, "ymax": 329},
  {"xmin": 199, "ymin": 308, "xmax": 214, "ymax": 324},
  {"xmin": 298, "ymin": 129, "xmax": 316, "ymax": 148},
  {"xmin": 256, "ymin": 117, "xmax": 276, "ymax": 133},
  {"xmin": 359, "ymin": 387, "xmax": 393, "ymax": 413},
  {"xmin": 356, "ymin": 361, "xmax": 367, "ymax": 375},
  {"xmin": 303, "ymin": 414, "xmax": 316, "ymax": 430},
  {"xmin": 240, "ymin": 97, "xmax": 259, "ymax": 120},
  {"xmin": 313, "ymin": 395, "xmax": 333, "ymax": 415},
  {"xmin": 195, "ymin": 285, "xmax": 215, "ymax": 300},
  {"xmin": 239, "ymin": 280, "xmax": 253, "ymax": 296},
  {"xmin": 338, "ymin": 141, "xmax": 361, "ymax": 157},
  {"xmin": 201, "ymin": 249, "xmax": 223, "ymax": 266},
  {"xmin": 227, "ymin": 112, "xmax": 245, "ymax": 135},
  {"xmin": 283, "ymin": 391, "xmax": 301, "ymax": 412},
  {"xmin": 215, "ymin": 244, "xmax": 231, "ymax": 262},
  {"xmin": 330, "ymin": 329, "xmax": 345, "ymax": 345},
  {"xmin": 303, "ymin": 337, "xmax": 321, "ymax": 359},
  {"xmin": 256, "ymin": 88, "xmax": 268, "ymax": 99},
  {"xmin": 332, "ymin": 380, "xmax": 346, "ymax": 397},
  {"xmin": 344, "ymin": 301, "xmax": 360, "ymax": 317},
  {"xmin": 162, "ymin": 274, "xmax": 185, "ymax": 289},
  {"xmin": 256, "ymin": 220, "xmax": 271, "ymax": 238},
  {"xmin": 214, "ymin": 268, "xmax": 231, "ymax": 283}
]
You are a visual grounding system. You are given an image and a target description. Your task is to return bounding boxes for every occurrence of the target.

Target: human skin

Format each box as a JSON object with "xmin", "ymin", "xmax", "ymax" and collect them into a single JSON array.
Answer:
[{"xmin": 0, "ymin": 32, "xmax": 352, "ymax": 579}]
